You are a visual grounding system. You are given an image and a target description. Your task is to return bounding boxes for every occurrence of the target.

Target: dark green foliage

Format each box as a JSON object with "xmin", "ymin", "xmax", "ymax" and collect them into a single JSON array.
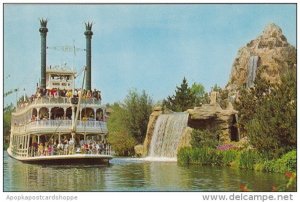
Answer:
[
  {"xmin": 190, "ymin": 129, "xmax": 219, "ymax": 148},
  {"xmin": 163, "ymin": 78, "xmax": 210, "ymax": 111},
  {"xmin": 235, "ymin": 68, "xmax": 296, "ymax": 159},
  {"xmin": 234, "ymin": 71, "xmax": 273, "ymax": 137},
  {"xmin": 163, "ymin": 77, "xmax": 197, "ymax": 112}
]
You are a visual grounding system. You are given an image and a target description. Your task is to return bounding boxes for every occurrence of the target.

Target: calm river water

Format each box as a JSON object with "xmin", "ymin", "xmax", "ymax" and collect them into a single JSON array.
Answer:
[{"xmin": 4, "ymin": 152, "xmax": 287, "ymax": 192}]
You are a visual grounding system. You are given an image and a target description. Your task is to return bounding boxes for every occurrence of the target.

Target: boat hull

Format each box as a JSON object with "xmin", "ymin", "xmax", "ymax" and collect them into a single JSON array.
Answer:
[{"xmin": 7, "ymin": 148, "xmax": 113, "ymax": 165}]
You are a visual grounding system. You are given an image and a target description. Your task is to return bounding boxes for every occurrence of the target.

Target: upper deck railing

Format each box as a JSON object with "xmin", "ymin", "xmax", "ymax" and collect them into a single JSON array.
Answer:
[
  {"xmin": 12, "ymin": 120, "xmax": 108, "ymax": 134},
  {"xmin": 15, "ymin": 97, "xmax": 102, "ymax": 113}
]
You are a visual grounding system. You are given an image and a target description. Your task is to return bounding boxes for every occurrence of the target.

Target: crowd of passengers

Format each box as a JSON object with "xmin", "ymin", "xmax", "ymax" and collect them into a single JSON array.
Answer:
[
  {"xmin": 17, "ymin": 87, "xmax": 101, "ymax": 108},
  {"xmin": 29, "ymin": 137, "xmax": 109, "ymax": 156},
  {"xmin": 30, "ymin": 113, "xmax": 104, "ymax": 122}
]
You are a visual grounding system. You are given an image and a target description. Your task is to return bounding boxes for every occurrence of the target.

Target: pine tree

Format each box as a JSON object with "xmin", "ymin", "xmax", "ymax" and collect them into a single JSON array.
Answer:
[{"xmin": 163, "ymin": 77, "xmax": 196, "ymax": 112}]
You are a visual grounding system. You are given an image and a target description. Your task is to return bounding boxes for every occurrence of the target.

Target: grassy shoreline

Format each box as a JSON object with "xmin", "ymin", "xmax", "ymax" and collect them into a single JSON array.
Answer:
[{"xmin": 177, "ymin": 147, "xmax": 296, "ymax": 174}]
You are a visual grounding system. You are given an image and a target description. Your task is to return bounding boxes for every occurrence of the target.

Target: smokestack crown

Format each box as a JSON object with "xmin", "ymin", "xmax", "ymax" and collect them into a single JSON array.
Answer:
[
  {"xmin": 84, "ymin": 22, "xmax": 93, "ymax": 37},
  {"xmin": 39, "ymin": 18, "xmax": 48, "ymax": 33}
]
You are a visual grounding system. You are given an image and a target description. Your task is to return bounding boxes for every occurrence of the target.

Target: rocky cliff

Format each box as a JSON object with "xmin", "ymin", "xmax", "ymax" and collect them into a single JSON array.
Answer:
[
  {"xmin": 142, "ymin": 106, "xmax": 163, "ymax": 156},
  {"xmin": 227, "ymin": 23, "xmax": 296, "ymax": 91}
]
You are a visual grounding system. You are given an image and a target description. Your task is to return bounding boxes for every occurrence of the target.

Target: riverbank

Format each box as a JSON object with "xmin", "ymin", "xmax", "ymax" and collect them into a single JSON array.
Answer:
[
  {"xmin": 177, "ymin": 148, "xmax": 296, "ymax": 191},
  {"xmin": 177, "ymin": 147, "xmax": 296, "ymax": 173}
]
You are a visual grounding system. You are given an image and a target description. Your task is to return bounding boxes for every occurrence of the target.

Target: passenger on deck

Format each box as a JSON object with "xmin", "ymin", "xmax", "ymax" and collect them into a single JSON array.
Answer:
[
  {"xmin": 57, "ymin": 142, "xmax": 64, "ymax": 155},
  {"xmin": 87, "ymin": 90, "xmax": 92, "ymax": 99},
  {"xmin": 44, "ymin": 143, "xmax": 49, "ymax": 156},
  {"xmin": 38, "ymin": 143, "xmax": 44, "ymax": 156},
  {"xmin": 69, "ymin": 138, "xmax": 75, "ymax": 154}
]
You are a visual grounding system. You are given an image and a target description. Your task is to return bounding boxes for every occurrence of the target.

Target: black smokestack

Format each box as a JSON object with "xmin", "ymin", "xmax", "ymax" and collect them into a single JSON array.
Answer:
[
  {"xmin": 39, "ymin": 18, "xmax": 48, "ymax": 89},
  {"xmin": 84, "ymin": 22, "xmax": 93, "ymax": 90}
]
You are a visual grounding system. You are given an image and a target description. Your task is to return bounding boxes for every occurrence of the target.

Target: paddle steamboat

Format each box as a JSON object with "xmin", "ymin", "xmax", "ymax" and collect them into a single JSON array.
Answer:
[{"xmin": 7, "ymin": 19, "xmax": 113, "ymax": 164}]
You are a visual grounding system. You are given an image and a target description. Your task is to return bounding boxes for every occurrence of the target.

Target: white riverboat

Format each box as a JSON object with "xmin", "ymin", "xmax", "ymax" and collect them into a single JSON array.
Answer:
[{"xmin": 7, "ymin": 19, "xmax": 113, "ymax": 164}]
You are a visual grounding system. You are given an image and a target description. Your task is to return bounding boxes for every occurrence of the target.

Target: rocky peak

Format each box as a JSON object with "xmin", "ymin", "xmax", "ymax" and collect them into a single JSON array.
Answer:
[
  {"xmin": 227, "ymin": 23, "xmax": 296, "ymax": 92},
  {"xmin": 256, "ymin": 23, "xmax": 288, "ymax": 49},
  {"xmin": 262, "ymin": 23, "xmax": 283, "ymax": 37}
]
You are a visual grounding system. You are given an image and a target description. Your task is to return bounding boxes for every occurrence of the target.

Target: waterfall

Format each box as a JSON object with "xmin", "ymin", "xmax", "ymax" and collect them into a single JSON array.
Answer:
[
  {"xmin": 247, "ymin": 56, "xmax": 259, "ymax": 88},
  {"xmin": 148, "ymin": 112, "xmax": 189, "ymax": 159}
]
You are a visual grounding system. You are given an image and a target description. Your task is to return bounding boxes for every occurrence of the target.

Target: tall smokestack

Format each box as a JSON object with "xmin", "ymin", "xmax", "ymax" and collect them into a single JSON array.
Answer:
[
  {"xmin": 84, "ymin": 22, "xmax": 93, "ymax": 90},
  {"xmin": 39, "ymin": 18, "xmax": 48, "ymax": 89}
]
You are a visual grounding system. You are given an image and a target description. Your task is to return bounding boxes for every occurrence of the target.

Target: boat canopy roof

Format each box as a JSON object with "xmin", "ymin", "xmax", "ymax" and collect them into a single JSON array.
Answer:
[{"xmin": 46, "ymin": 65, "xmax": 76, "ymax": 75}]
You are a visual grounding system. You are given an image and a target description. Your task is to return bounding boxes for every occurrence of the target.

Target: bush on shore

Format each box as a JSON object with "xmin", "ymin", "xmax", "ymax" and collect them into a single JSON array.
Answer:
[
  {"xmin": 177, "ymin": 147, "xmax": 296, "ymax": 174},
  {"xmin": 258, "ymin": 150, "xmax": 296, "ymax": 173}
]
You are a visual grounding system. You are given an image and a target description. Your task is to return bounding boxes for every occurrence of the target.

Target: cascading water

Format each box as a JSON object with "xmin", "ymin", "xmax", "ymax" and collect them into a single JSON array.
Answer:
[
  {"xmin": 247, "ymin": 55, "xmax": 259, "ymax": 88},
  {"xmin": 147, "ymin": 112, "xmax": 189, "ymax": 160}
]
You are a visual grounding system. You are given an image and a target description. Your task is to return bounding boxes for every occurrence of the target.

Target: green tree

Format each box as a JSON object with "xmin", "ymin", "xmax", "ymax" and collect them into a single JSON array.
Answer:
[
  {"xmin": 163, "ymin": 77, "xmax": 196, "ymax": 112},
  {"xmin": 107, "ymin": 90, "xmax": 153, "ymax": 155},
  {"xmin": 3, "ymin": 104, "xmax": 14, "ymax": 150},
  {"xmin": 245, "ymin": 69, "xmax": 296, "ymax": 159},
  {"xmin": 235, "ymin": 71, "xmax": 274, "ymax": 137},
  {"xmin": 107, "ymin": 103, "xmax": 137, "ymax": 156},
  {"xmin": 190, "ymin": 82, "xmax": 209, "ymax": 105},
  {"xmin": 124, "ymin": 90, "xmax": 153, "ymax": 143}
]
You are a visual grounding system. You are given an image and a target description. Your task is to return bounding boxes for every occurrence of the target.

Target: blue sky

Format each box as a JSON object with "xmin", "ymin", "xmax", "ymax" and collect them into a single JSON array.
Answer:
[{"xmin": 3, "ymin": 4, "xmax": 296, "ymax": 106}]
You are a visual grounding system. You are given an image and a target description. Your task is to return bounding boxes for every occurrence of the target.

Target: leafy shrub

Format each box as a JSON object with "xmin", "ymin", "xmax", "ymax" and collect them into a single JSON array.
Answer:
[
  {"xmin": 280, "ymin": 150, "xmax": 297, "ymax": 172},
  {"xmin": 263, "ymin": 150, "xmax": 296, "ymax": 173},
  {"xmin": 190, "ymin": 129, "xmax": 219, "ymax": 148}
]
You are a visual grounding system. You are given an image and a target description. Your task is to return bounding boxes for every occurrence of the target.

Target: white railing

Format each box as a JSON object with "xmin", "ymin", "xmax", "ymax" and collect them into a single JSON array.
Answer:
[
  {"xmin": 11, "ymin": 120, "xmax": 108, "ymax": 134},
  {"xmin": 27, "ymin": 144, "xmax": 113, "ymax": 157},
  {"xmin": 10, "ymin": 144, "xmax": 112, "ymax": 158},
  {"xmin": 15, "ymin": 97, "xmax": 102, "ymax": 113}
]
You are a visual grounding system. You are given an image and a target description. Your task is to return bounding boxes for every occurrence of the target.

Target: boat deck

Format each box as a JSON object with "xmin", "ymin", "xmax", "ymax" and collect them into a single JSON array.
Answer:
[{"xmin": 7, "ymin": 148, "xmax": 113, "ymax": 165}]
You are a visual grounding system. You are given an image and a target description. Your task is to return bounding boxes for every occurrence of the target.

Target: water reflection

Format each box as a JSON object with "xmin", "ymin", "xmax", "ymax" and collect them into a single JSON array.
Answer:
[{"xmin": 4, "ymin": 153, "xmax": 287, "ymax": 191}]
